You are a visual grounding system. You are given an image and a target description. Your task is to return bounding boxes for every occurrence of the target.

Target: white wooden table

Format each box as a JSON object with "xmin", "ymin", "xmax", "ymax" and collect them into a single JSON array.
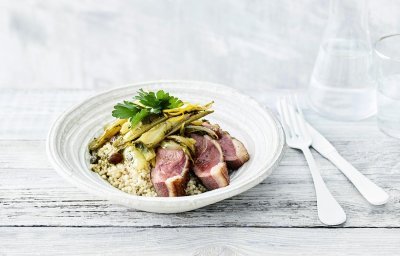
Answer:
[{"xmin": 1, "ymin": 88, "xmax": 400, "ymax": 255}]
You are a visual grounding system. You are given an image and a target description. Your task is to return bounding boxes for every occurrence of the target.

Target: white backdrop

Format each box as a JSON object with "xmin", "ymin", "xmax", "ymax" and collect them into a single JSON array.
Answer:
[{"xmin": 0, "ymin": 0, "xmax": 399, "ymax": 90}]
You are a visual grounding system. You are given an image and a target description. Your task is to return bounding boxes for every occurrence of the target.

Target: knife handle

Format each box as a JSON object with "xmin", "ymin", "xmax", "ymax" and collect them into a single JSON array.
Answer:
[{"xmin": 326, "ymin": 152, "xmax": 389, "ymax": 205}]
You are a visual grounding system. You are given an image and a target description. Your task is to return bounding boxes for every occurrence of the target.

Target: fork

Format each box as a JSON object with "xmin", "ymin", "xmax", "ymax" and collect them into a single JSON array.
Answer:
[{"xmin": 277, "ymin": 95, "xmax": 346, "ymax": 225}]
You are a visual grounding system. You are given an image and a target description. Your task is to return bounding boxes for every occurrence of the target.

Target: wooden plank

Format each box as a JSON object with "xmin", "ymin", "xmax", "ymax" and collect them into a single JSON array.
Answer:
[
  {"xmin": 0, "ymin": 89, "xmax": 398, "ymax": 229},
  {"xmin": 2, "ymin": 137, "xmax": 399, "ymax": 171},
  {"xmin": 0, "ymin": 89, "xmax": 94, "ymax": 140},
  {"xmin": 0, "ymin": 89, "xmax": 392, "ymax": 140},
  {"xmin": 1, "ymin": 227, "xmax": 400, "ymax": 255},
  {"xmin": 0, "ymin": 140, "xmax": 51, "ymax": 170},
  {"xmin": 0, "ymin": 163, "xmax": 397, "ymax": 228}
]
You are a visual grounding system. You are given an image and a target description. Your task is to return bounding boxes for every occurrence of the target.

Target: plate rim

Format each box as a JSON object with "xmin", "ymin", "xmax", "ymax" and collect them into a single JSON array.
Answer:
[{"xmin": 46, "ymin": 80, "xmax": 286, "ymax": 211}]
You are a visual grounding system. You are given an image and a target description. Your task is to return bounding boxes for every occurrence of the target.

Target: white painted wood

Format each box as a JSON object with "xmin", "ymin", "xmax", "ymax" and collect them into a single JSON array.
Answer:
[
  {"xmin": 325, "ymin": 151, "xmax": 390, "ymax": 205},
  {"xmin": 0, "ymin": 135, "xmax": 398, "ymax": 228},
  {"xmin": 0, "ymin": 89, "xmax": 396, "ymax": 140},
  {"xmin": 1, "ymin": 164, "xmax": 398, "ymax": 227},
  {"xmin": 1, "ymin": 227, "xmax": 400, "ymax": 255},
  {"xmin": 1, "ymin": 89, "xmax": 399, "ymax": 254},
  {"xmin": 0, "ymin": 89, "xmax": 94, "ymax": 140}
]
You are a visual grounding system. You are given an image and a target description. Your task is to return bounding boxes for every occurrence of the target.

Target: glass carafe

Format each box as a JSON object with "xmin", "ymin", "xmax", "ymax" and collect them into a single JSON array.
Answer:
[{"xmin": 308, "ymin": 0, "xmax": 376, "ymax": 121}]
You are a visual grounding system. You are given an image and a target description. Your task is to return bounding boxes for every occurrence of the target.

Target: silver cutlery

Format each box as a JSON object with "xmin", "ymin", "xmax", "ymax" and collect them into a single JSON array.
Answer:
[
  {"xmin": 277, "ymin": 95, "xmax": 347, "ymax": 225},
  {"xmin": 308, "ymin": 120, "xmax": 389, "ymax": 205}
]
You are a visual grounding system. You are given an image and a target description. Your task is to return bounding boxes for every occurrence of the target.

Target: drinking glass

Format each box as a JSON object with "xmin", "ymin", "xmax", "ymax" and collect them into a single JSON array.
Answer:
[{"xmin": 375, "ymin": 34, "xmax": 400, "ymax": 138}]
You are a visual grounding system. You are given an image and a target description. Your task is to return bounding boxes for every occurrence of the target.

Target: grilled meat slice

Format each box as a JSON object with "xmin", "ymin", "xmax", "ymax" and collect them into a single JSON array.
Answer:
[
  {"xmin": 218, "ymin": 132, "xmax": 250, "ymax": 170},
  {"xmin": 151, "ymin": 143, "xmax": 190, "ymax": 197},
  {"xmin": 202, "ymin": 122, "xmax": 249, "ymax": 170},
  {"xmin": 190, "ymin": 134, "xmax": 229, "ymax": 190}
]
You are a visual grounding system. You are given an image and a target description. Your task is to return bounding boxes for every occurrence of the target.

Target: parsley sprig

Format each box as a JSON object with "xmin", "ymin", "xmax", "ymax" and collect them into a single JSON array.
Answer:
[{"xmin": 112, "ymin": 89, "xmax": 183, "ymax": 126}]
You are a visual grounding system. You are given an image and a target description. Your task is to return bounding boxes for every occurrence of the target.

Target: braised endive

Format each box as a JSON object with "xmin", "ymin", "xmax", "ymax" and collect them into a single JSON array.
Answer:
[{"xmin": 89, "ymin": 89, "xmax": 213, "ymax": 151}]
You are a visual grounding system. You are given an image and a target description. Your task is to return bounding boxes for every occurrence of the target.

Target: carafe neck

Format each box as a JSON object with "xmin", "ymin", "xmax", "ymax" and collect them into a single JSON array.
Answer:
[{"xmin": 328, "ymin": 0, "xmax": 369, "ymax": 33}]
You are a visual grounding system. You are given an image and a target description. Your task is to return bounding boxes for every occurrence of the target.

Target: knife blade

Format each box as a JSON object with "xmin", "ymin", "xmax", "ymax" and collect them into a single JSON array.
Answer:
[{"xmin": 307, "ymin": 122, "xmax": 389, "ymax": 205}]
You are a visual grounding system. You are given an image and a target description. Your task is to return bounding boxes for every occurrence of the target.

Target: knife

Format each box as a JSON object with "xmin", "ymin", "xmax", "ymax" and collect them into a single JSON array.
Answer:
[{"xmin": 307, "ymin": 123, "xmax": 389, "ymax": 205}]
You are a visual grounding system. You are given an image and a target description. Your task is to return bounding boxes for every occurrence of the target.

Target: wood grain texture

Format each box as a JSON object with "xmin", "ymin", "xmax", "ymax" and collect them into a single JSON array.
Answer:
[
  {"xmin": 0, "ymin": 162, "xmax": 398, "ymax": 228},
  {"xmin": 1, "ymin": 227, "xmax": 400, "ymax": 256},
  {"xmin": 1, "ymin": 89, "xmax": 399, "ymax": 254}
]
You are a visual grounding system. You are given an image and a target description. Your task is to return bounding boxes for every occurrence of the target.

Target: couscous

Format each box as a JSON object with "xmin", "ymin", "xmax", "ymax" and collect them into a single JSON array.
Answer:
[{"xmin": 90, "ymin": 140, "xmax": 207, "ymax": 196}]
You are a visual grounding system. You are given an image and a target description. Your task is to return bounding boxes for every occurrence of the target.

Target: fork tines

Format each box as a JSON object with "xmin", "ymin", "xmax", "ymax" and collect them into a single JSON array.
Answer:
[{"xmin": 277, "ymin": 95, "xmax": 309, "ymax": 141}]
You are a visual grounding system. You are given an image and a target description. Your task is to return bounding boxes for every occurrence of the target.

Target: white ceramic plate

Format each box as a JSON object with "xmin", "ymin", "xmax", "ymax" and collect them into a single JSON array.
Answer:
[{"xmin": 47, "ymin": 81, "xmax": 285, "ymax": 213}]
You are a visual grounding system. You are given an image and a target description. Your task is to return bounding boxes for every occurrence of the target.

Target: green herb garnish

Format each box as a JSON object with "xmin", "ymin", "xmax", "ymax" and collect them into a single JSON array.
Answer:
[{"xmin": 112, "ymin": 89, "xmax": 183, "ymax": 126}]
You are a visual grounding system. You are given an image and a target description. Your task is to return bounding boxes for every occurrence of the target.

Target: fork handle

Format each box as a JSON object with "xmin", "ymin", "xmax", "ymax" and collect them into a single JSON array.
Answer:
[{"xmin": 302, "ymin": 147, "xmax": 347, "ymax": 225}]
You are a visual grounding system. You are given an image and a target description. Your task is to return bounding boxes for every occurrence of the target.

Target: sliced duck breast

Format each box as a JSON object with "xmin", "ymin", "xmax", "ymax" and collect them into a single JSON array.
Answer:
[
  {"xmin": 190, "ymin": 134, "xmax": 229, "ymax": 190},
  {"xmin": 151, "ymin": 142, "xmax": 190, "ymax": 197},
  {"xmin": 201, "ymin": 121, "xmax": 249, "ymax": 170},
  {"xmin": 218, "ymin": 132, "xmax": 250, "ymax": 170}
]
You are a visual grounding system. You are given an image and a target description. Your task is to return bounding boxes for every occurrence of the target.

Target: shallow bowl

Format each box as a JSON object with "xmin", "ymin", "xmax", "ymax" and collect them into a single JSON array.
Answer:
[{"xmin": 47, "ymin": 81, "xmax": 285, "ymax": 213}]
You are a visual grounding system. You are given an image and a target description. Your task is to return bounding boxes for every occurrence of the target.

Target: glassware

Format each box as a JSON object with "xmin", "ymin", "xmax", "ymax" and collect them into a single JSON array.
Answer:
[
  {"xmin": 308, "ymin": 0, "xmax": 376, "ymax": 121},
  {"xmin": 375, "ymin": 34, "xmax": 400, "ymax": 138}
]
